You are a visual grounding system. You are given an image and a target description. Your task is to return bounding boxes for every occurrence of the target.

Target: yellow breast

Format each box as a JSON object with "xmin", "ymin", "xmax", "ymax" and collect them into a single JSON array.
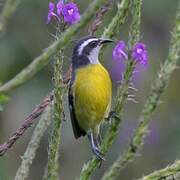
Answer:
[{"xmin": 72, "ymin": 63, "xmax": 112, "ymax": 132}]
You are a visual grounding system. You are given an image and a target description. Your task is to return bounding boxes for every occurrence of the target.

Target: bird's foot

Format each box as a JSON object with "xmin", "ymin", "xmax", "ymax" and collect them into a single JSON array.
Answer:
[
  {"xmin": 87, "ymin": 132, "xmax": 105, "ymax": 161},
  {"xmin": 94, "ymin": 134, "xmax": 102, "ymax": 147},
  {"xmin": 92, "ymin": 146, "xmax": 105, "ymax": 161}
]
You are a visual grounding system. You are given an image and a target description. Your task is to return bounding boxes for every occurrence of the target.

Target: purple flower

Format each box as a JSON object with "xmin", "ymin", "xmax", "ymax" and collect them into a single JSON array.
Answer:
[
  {"xmin": 112, "ymin": 41, "xmax": 128, "ymax": 61},
  {"xmin": 131, "ymin": 42, "xmax": 148, "ymax": 65},
  {"xmin": 47, "ymin": 2, "xmax": 59, "ymax": 24},
  {"xmin": 57, "ymin": 1, "xmax": 64, "ymax": 16},
  {"xmin": 61, "ymin": 2, "xmax": 81, "ymax": 25}
]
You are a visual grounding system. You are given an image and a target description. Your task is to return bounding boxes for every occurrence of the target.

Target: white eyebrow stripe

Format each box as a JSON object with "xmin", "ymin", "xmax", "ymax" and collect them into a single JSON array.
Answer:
[{"xmin": 78, "ymin": 38, "xmax": 98, "ymax": 55}]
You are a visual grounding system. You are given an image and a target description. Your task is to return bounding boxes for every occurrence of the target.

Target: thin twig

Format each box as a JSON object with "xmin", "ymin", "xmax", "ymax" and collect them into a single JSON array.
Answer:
[
  {"xmin": 0, "ymin": 0, "xmax": 108, "ymax": 94},
  {"xmin": 14, "ymin": 103, "xmax": 53, "ymax": 180},
  {"xmin": 88, "ymin": 0, "xmax": 112, "ymax": 36},
  {"xmin": 0, "ymin": 92, "xmax": 54, "ymax": 156}
]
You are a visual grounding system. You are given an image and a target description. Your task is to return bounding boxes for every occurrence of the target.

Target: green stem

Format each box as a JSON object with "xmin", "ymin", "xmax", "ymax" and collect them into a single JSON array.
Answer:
[
  {"xmin": 128, "ymin": 0, "xmax": 142, "ymax": 48},
  {"xmin": 102, "ymin": 1, "xmax": 180, "ymax": 180},
  {"xmin": 0, "ymin": 0, "xmax": 22, "ymax": 33},
  {"xmin": 14, "ymin": 104, "xmax": 53, "ymax": 180},
  {"xmin": 43, "ymin": 51, "xmax": 64, "ymax": 180},
  {"xmin": 101, "ymin": 0, "xmax": 130, "ymax": 39},
  {"xmin": 0, "ymin": 0, "xmax": 107, "ymax": 94},
  {"xmin": 139, "ymin": 160, "xmax": 180, "ymax": 180}
]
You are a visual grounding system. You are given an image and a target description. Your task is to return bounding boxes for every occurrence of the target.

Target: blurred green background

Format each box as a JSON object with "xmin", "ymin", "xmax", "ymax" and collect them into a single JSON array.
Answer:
[{"xmin": 0, "ymin": 0, "xmax": 180, "ymax": 179}]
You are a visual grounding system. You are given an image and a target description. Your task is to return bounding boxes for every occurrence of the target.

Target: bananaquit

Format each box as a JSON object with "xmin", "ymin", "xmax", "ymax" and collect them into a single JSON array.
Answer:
[{"xmin": 68, "ymin": 36, "xmax": 113, "ymax": 160}]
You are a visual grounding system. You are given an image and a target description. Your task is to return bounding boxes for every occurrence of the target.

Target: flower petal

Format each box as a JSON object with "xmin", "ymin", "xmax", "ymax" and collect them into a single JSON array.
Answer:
[
  {"xmin": 62, "ymin": 2, "xmax": 81, "ymax": 25},
  {"xmin": 49, "ymin": 2, "xmax": 55, "ymax": 11},
  {"xmin": 112, "ymin": 41, "xmax": 128, "ymax": 61},
  {"xmin": 57, "ymin": 1, "xmax": 64, "ymax": 16},
  {"xmin": 131, "ymin": 42, "xmax": 148, "ymax": 66}
]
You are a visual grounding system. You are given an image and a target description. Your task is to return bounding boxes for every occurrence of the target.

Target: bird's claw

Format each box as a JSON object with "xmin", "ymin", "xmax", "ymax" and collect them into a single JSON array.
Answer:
[{"xmin": 92, "ymin": 146, "xmax": 105, "ymax": 161}]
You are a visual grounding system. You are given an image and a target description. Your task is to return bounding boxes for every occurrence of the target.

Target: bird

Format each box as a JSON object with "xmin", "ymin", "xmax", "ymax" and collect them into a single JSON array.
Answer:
[{"xmin": 68, "ymin": 36, "xmax": 113, "ymax": 160}]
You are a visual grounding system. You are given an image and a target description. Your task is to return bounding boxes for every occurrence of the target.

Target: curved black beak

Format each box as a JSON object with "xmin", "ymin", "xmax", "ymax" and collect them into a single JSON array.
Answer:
[{"xmin": 99, "ymin": 38, "xmax": 114, "ymax": 45}]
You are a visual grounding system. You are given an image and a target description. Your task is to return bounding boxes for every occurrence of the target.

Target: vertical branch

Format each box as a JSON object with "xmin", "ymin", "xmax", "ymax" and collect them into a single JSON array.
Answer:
[
  {"xmin": 128, "ymin": 0, "xmax": 142, "ymax": 48},
  {"xmin": 102, "ymin": 1, "xmax": 180, "ymax": 180},
  {"xmin": 14, "ymin": 104, "xmax": 53, "ymax": 180},
  {"xmin": 101, "ymin": 0, "xmax": 130, "ymax": 39},
  {"xmin": 43, "ymin": 51, "xmax": 64, "ymax": 180}
]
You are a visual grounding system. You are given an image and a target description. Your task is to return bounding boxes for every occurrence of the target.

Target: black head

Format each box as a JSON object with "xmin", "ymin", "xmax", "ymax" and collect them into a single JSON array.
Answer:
[{"xmin": 72, "ymin": 36, "xmax": 114, "ymax": 69}]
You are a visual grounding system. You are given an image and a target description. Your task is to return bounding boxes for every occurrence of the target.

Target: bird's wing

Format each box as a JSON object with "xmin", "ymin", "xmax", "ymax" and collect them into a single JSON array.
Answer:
[{"xmin": 68, "ymin": 84, "xmax": 86, "ymax": 139}]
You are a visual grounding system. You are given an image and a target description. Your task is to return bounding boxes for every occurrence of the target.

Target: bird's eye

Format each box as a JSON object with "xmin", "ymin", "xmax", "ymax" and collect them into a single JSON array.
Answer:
[{"xmin": 91, "ymin": 41, "xmax": 97, "ymax": 46}]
